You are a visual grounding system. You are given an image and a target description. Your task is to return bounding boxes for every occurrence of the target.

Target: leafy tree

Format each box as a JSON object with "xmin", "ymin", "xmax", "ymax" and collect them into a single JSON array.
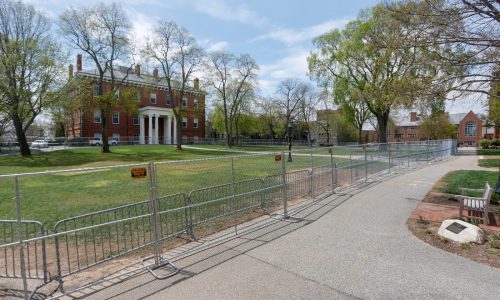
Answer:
[
  {"xmin": 419, "ymin": 113, "xmax": 455, "ymax": 140},
  {"xmin": 256, "ymin": 97, "xmax": 284, "ymax": 140},
  {"xmin": 0, "ymin": 0, "xmax": 63, "ymax": 156},
  {"xmin": 308, "ymin": 2, "xmax": 465, "ymax": 144},
  {"xmin": 59, "ymin": 2, "xmax": 133, "ymax": 153},
  {"xmin": 296, "ymin": 83, "xmax": 318, "ymax": 146},
  {"xmin": 144, "ymin": 20, "xmax": 204, "ymax": 150},
  {"xmin": 204, "ymin": 51, "xmax": 258, "ymax": 147}
]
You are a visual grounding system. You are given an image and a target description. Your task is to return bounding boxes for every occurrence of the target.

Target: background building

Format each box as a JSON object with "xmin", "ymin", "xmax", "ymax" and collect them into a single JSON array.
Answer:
[{"xmin": 67, "ymin": 55, "xmax": 205, "ymax": 144}]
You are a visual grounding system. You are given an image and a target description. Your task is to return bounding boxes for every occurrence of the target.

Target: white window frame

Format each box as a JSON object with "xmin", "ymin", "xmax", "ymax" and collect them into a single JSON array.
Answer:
[
  {"xmin": 150, "ymin": 92, "xmax": 157, "ymax": 104},
  {"xmin": 132, "ymin": 114, "xmax": 139, "ymax": 125},
  {"xmin": 94, "ymin": 110, "xmax": 101, "ymax": 123},
  {"xmin": 112, "ymin": 111, "xmax": 120, "ymax": 124},
  {"xmin": 193, "ymin": 116, "xmax": 199, "ymax": 128},
  {"xmin": 464, "ymin": 121, "xmax": 476, "ymax": 136},
  {"xmin": 194, "ymin": 99, "xmax": 199, "ymax": 109},
  {"xmin": 166, "ymin": 94, "xmax": 172, "ymax": 105},
  {"xmin": 93, "ymin": 84, "xmax": 101, "ymax": 96},
  {"xmin": 182, "ymin": 117, "xmax": 187, "ymax": 128},
  {"xmin": 182, "ymin": 97, "xmax": 187, "ymax": 107}
]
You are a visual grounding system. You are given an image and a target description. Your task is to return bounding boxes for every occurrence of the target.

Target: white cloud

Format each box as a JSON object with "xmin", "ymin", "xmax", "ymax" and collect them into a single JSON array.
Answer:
[
  {"xmin": 128, "ymin": 13, "xmax": 155, "ymax": 53},
  {"xmin": 192, "ymin": 0, "xmax": 269, "ymax": 27},
  {"xmin": 258, "ymin": 48, "xmax": 313, "ymax": 96},
  {"xmin": 207, "ymin": 41, "xmax": 229, "ymax": 52},
  {"xmin": 255, "ymin": 19, "xmax": 349, "ymax": 46}
]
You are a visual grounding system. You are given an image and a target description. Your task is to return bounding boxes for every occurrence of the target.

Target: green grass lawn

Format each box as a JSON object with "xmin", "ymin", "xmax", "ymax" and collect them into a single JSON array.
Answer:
[
  {"xmin": 0, "ymin": 145, "xmax": 350, "ymax": 228},
  {"xmin": 478, "ymin": 159, "xmax": 500, "ymax": 168},
  {"xmin": 477, "ymin": 149, "xmax": 500, "ymax": 156},
  {"xmin": 437, "ymin": 170, "xmax": 499, "ymax": 204}
]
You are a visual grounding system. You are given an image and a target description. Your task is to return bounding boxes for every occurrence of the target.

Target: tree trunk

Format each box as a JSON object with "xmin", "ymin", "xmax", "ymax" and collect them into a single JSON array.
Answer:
[
  {"xmin": 12, "ymin": 113, "xmax": 31, "ymax": 157},
  {"xmin": 101, "ymin": 113, "xmax": 110, "ymax": 153},
  {"xmin": 358, "ymin": 126, "xmax": 363, "ymax": 145},
  {"xmin": 176, "ymin": 117, "xmax": 182, "ymax": 150}
]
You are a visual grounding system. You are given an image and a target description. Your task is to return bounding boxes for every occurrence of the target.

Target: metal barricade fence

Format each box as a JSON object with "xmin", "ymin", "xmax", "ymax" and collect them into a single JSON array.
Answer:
[{"xmin": 0, "ymin": 140, "xmax": 456, "ymax": 299}]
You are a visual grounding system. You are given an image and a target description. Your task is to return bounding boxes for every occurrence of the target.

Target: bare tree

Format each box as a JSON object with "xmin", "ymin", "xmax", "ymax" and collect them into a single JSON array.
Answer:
[
  {"xmin": 275, "ymin": 78, "xmax": 303, "ymax": 161},
  {"xmin": 59, "ymin": 2, "xmax": 132, "ymax": 153},
  {"xmin": 296, "ymin": 84, "xmax": 318, "ymax": 146},
  {"xmin": 144, "ymin": 21, "xmax": 204, "ymax": 150},
  {"xmin": 0, "ymin": 0, "xmax": 63, "ymax": 156},
  {"xmin": 205, "ymin": 51, "xmax": 258, "ymax": 147},
  {"xmin": 390, "ymin": 0, "xmax": 499, "ymax": 99}
]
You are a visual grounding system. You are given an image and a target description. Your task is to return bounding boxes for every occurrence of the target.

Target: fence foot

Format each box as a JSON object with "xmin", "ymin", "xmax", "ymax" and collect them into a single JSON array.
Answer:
[
  {"xmin": 269, "ymin": 213, "xmax": 303, "ymax": 223},
  {"xmin": 141, "ymin": 255, "xmax": 180, "ymax": 280}
]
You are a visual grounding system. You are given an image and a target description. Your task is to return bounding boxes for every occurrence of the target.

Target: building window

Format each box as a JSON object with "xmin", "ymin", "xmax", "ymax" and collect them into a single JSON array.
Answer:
[
  {"xmin": 182, "ymin": 117, "xmax": 187, "ymax": 128},
  {"xmin": 386, "ymin": 130, "xmax": 391, "ymax": 138},
  {"xmin": 182, "ymin": 98, "xmax": 187, "ymax": 107},
  {"xmin": 193, "ymin": 117, "xmax": 199, "ymax": 128},
  {"xmin": 194, "ymin": 99, "xmax": 199, "ymax": 110},
  {"xmin": 166, "ymin": 94, "xmax": 172, "ymax": 105},
  {"xmin": 150, "ymin": 93, "xmax": 157, "ymax": 104},
  {"xmin": 464, "ymin": 121, "xmax": 476, "ymax": 136},
  {"xmin": 114, "ymin": 88, "xmax": 120, "ymax": 98},
  {"xmin": 132, "ymin": 114, "xmax": 139, "ymax": 125},
  {"xmin": 137, "ymin": 90, "xmax": 141, "ymax": 102},
  {"xmin": 94, "ymin": 132, "xmax": 102, "ymax": 139},
  {"xmin": 408, "ymin": 133, "xmax": 416, "ymax": 138},
  {"xmin": 112, "ymin": 111, "xmax": 119, "ymax": 124},
  {"xmin": 94, "ymin": 110, "xmax": 101, "ymax": 123},
  {"xmin": 93, "ymin": 84, "xmax": 101, "ymax": 96},
  {"xmin": 395, "ymin": 133, "xmax": 403, "ymax": 138}
]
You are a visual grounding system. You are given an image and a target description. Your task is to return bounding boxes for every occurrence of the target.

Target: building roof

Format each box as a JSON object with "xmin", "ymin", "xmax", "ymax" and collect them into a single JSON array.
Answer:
[
  {"xmin": 448, "ymin": 113, "xmax": 468, "ymax": 125},
  {"xmin": 75, "ymin": 67, "xmax": 205, "ymax": 96}
]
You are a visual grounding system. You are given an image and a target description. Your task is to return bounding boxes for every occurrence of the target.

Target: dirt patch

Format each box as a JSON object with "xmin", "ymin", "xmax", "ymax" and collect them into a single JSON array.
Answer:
[{"xmin": 407, "ymin": 219, "xmax": 500, "ymax": 268}]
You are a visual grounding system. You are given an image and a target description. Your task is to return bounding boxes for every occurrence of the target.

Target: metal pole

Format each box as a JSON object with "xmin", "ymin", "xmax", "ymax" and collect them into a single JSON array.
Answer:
[
  {"xmin": 388, "ymin": 143, "xmax": 391, "ymax": 173},
  {"xmin": 14, "ymin": 176, "xmax": 29, "ymax": 300},
  {"xmin": 310, "ymin": 148, "xmax": 314, "ymax": 200},
  {"xmin": 148, "ymin": 162, "xmax": 161, "ymax": 266},
  {"xmin": 330, "ymin": 147, "xmax": 335, "ymax": 194},
  {"xmin": 365, "ymin": 145, "xmax": 368, "ymax": 181},
  {"xmin": 231, "ymin": 157, "xmax": 235, "ymax": 196},
  {"xmin": 281, "ymin": 151, "xmax": 288, "ymax": 219}
]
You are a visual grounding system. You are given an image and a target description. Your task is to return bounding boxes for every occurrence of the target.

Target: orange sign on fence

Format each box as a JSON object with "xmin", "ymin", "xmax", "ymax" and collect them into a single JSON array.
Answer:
[{"xmin": 131, "ymin": 167, "xmax": 147, "ymax": 178}]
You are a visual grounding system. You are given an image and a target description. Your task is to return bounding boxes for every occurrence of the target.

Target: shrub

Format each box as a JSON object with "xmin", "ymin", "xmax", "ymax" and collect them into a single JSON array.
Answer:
[{"xmin": 480, "ymin": 139, "xmax": 491, "ymax": 149}]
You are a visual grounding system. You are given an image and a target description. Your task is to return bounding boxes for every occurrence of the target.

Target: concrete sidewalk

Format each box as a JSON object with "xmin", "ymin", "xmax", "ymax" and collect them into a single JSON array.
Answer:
[{"xmin": 72, "ymin": 155, "xmax": 500, "ymax": 300}]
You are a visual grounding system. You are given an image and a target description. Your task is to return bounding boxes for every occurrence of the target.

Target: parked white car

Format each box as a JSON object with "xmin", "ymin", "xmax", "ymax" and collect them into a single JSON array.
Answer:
[
  {"xmin": 31, "ymin": 140, "xmax": 48, "ymax": 148},
  {"xmin": 89, "ymin": 137, "xmax": 119, "ymax": 146}
]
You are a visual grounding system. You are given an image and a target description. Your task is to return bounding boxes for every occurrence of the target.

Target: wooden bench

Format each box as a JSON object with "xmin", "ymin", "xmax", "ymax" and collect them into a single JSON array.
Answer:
[{"xmin": 456, "ymin": 182, "xmax": 493, "ymax": 225}]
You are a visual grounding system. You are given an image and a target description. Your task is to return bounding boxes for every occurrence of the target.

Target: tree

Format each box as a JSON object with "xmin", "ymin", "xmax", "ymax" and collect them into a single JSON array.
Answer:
[
  {"xmin": 275, "ymin": 78, "xmax": 303, "ymax": 161},
  {"xmin": 59, "ymin": 2, "xmax": 132, "ymax": 153},
  {"xmin": 419, "ymin": 113, "xmax": 455, "ymax": 140},
  {"xmin": 0, "ymin": 0, "xmax": 63, "ymax": 156},
  {"xmin": 391, "ymin": 0, "xmax": 499, "ymax": 99},
  {"xmin": 205, "ymin": 51, "xmax": 258, "ymax": 147},
  {"xmin": 296, "ymin": 83, "xmax": 318, "ymax": 146},
  {"xmin": 144, "ymin": 21, "xmax": 204, "ymax": 150},
  {"xmin": 256, "ymin": 97, "xmax": 284, "ymax": 140},
  {"xmin": 308, "ymin": 2, "xmax": 465, "ymax": 144}
]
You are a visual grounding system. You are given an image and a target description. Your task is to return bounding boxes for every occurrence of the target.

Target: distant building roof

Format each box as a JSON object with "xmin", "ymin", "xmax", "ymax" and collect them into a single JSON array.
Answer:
[
  {"xmin": 75, "ymin": 67, "xmax": 205, "ymax": 96},
  {"xmin": 448, "ymin": 113, "xmax": 468, "ymax": 125}
]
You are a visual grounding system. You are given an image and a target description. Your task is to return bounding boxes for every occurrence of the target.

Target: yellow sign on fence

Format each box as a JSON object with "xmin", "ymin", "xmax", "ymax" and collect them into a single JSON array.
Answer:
[{"xmin": 131, "ymin": 167, "xmax": 147, "ymax": 178}]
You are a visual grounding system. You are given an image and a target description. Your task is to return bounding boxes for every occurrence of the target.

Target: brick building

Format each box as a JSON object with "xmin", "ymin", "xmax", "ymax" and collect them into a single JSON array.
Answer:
[
  {"xmin": 66, "ymin": 55, "xmax": 206, "ymax": 144},
  {"xmin": 449, "ymin": 111, "xmax": 482, "ymax": 147},
  {"xmin": 386, "ymin": 112, "xmax": 422, "ymax": 142}
]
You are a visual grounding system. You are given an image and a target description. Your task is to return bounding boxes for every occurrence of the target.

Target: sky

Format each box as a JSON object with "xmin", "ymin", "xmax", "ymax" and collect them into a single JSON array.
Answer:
[{"xmin": 26, "ymin": 0, "xmax": 486, "ymax": 115}]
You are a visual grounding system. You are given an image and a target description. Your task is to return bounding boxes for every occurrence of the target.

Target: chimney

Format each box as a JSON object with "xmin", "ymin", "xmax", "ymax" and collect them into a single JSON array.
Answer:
[
  {"xmin": 76, "ymin": 54, "xmax": 82, "ymax": 72},
  {"xmin": 194, "ymin": 77, "xmax": 199, "ymax": 90},
  {"xmin": 69, "ymin": 64, "xmax": 74, "ymax": 80},
  {"xmin": 410, "ymin": 112, "xmax": 417, "ymax": 122},
  {"xmin": 135, "ymin": 64, "xmax": 141, "ymax": 76},
  {"xmin": 153, "ymin": 68, "xmax": 159, "ymax": 80}
]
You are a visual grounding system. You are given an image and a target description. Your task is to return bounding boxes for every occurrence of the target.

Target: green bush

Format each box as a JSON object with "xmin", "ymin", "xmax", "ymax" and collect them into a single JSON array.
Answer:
[{"xmin": 480, "ymin": 139, "xmax": 491, "ymax": 149}]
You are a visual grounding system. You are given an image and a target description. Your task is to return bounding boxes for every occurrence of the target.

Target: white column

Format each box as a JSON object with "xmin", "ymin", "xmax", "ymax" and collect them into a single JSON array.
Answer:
[
  {"xmin": 154, "ymin": 114, "xmax": 159, "ymax": 144},
  {"xmin": 173, "ymin": 115, "xmax": 177, "ymax": 144},
  {"xmin": 163, "ymin": 116, "xmax": 168, "ymax": 144},
  {"xmin": 139, "ymin": 114, "xmax": 145, "ymax": 144},
  {"xmin": 148, "ymin": 113, "xmax": 153, "ymax": 144},
  {"xmin": 166, "ymin": 115, "xmax": 171, "ymax": 144}
]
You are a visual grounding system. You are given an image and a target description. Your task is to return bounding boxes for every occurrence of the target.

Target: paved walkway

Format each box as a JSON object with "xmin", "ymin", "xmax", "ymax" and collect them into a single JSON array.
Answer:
[{"xmin": 70, "ymin": 154, "xmax": 499, "ymax": 300}]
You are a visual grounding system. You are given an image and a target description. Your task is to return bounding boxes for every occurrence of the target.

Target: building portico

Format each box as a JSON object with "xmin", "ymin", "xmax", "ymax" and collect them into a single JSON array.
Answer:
[{"xmin": 138, "ymin": 107, "xmax": 176, "ymax": 145}]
